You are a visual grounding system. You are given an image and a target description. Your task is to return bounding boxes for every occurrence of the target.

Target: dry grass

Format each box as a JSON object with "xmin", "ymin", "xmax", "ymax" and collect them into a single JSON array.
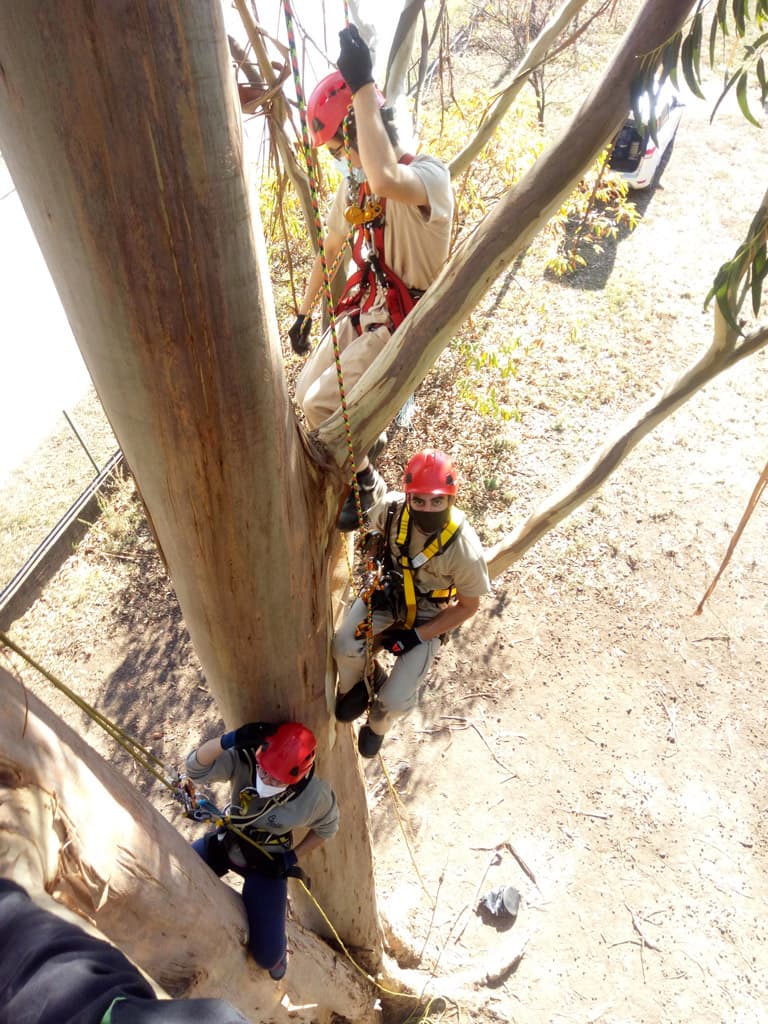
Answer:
[{"xmin": 0, "ymin": 387, "xmax": 117, "ymax": 587}]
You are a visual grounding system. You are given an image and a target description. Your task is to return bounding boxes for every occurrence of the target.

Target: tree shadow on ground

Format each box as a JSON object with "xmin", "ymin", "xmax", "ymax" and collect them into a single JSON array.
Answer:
[
  {"xmin": 90, "ymin": 529, "xmax": 221, "ymax": 805},
  {"xmin": 546, "ymin": 135, "xmax": 680, "ymax": 293}
]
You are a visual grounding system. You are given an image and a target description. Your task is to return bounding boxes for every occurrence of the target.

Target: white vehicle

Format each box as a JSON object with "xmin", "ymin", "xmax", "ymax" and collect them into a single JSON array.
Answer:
[{"xmin": 608, "ymin": 81, "xmax": 684, "ymax": 189}]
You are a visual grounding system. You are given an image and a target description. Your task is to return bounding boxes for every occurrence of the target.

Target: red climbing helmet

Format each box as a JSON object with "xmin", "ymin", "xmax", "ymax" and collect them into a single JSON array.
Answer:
[
  {"xmin": 257, "ymin": 722, "xmax": 316, "ymax": 784},
  {"xmin": 403, "ymin": 450, "xmax": 458, "ymax": 496},
  {"xmin": 306, "ymin": 70, "xmax": 386, "ymax": 147},
  {"xmin": 307, "ymin": 71, "xmax": 353, "ymax": 147}
]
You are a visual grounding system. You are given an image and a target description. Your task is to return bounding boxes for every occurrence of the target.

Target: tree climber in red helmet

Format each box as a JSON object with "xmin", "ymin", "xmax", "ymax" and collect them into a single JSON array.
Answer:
[
  {"xmin": 291, "ymin": 25, "xmax": 454, "ymax": 531},
  {"xmin": 185, "ymin": 721, "xmax": 338, "ymax": 980},
  {"xmin": 334, "ymin": 450, "xmax": 491, "ymax": 758}
]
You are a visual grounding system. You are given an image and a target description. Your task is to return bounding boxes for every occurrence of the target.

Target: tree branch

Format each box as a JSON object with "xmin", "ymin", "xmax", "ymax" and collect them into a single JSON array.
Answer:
[
  {"xmin": 485, "ymin": 321, "xmax": 768, "ymax": 579},
  {"xmin": 232, "ymin": 0, "xmax": 317, "ymax": 249},
  {"xmin": 385, "ymin": 0, "xmax": 429, "ymax": 101},
  {"xmin": 316, "ymin": 0, "xmax": 696, "ymax": 467},
  {"xmin": 449, "ymin": 0, "xmax": 593, "ymax": 178}
]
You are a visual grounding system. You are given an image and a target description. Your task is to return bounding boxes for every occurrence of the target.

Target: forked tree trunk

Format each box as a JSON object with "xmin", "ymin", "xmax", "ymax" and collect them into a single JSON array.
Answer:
[
  {"xmin": 0, "ymin": 0, "xmax": 382, "ymax": 1008},
  {"xmin": 0, "ymin": 0, "xmax": 698, "ymax": 1016},
  {"xmin": 0, "ymin": 668, "xmax": 377, "ymax": 1023}
]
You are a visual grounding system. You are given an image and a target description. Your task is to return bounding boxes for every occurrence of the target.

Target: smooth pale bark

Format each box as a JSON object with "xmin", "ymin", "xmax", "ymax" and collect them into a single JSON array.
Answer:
[
  {"xmin": 0, "ymin": 669, "xmax": 378, "ymax": 1023},
  {"xmin": 449, "ymin": 0, "xmax": 593, "ymax": 178},
  {"xmin": 0, "ymin": 0, "xmax": 380, "ymax": 1004},
  {"xmin": 384, "ymin": 0, "xmax": 429, "ymax": 101},
  {"xmin": 317, "ymin": 0, "xmax": 695, "ymax": 464}
]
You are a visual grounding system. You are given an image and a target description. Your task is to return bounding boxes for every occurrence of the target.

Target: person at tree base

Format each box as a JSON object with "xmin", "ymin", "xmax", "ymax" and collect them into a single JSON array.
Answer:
[
  {"xmin": 333, "ymin": 449, "xmax": 491, "ymax": 757},
  {"xmin": 186, "ymin": 721, "xmax": 338, "ymax": 981},
  {"xmin": 0, "ymin": 878, "xmax": 250, "ymax": 1022},
  {"xmin": 290, "ymin": 24, "xmax": 454, "ymax": 532}
]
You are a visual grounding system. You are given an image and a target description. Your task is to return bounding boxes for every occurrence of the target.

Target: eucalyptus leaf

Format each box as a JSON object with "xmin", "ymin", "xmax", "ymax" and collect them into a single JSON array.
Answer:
[
  {"xmin": 736, "ymin": 70, "xmax": 762, "ymax": 126},
  {"xmin": 681, "ymin": 32, "xmax": 706, "ymax": 99}
]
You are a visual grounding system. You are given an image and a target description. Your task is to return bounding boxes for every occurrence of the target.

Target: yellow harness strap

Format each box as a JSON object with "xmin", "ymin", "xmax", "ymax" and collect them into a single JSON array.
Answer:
[{"xmin": 396, "ymin": 504, "xmax": 465, "ymax": 628}]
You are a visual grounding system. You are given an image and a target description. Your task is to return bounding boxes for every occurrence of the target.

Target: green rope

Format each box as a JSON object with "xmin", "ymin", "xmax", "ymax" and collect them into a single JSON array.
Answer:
[{"xmin": 1, "ymin": 630, "xmax": 177, "ymax": 790}]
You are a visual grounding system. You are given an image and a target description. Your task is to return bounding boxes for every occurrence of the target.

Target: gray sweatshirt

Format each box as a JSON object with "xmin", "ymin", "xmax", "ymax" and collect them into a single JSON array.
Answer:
[{"xmin": 185, "ymin": 747, "xmax": 339, "ymax": 846}]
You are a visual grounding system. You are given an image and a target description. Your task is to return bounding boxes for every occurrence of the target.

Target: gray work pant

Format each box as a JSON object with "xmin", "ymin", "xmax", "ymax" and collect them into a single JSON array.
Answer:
[{"xmin": 333, "ymin": 597, "xmax": 441, "ymax": 735}]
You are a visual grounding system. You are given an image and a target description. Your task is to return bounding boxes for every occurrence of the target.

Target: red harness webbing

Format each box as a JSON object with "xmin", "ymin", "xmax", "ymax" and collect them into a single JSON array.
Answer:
[{"xmin": 334, "ymin": 155, "xmax": 420, "ymax": 332}]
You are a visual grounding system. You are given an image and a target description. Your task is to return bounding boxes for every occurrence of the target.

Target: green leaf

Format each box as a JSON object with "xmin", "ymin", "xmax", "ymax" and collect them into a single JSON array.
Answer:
[
  {"xmin": 736, "ymin": 69, "xmax": 762, "ymax": 126},
  {"xmin": 711, "ymin": 67, "xmax": 741, "ymax": 121},
  {"xmin": 732, "ymin": 0, "xmax": 747, "ymax": 36},
  {"xmin": 717, "ymin": 282, "xmax": 743, "ymax": 332},
  {"xmin": 717, "ymin": 0, "xmax": 730, "ymax": 33},
  {"xmin": 758, "ymin": 57, "xmax": 768, "ymax": 102},
  {"xmin": 752, "ymin": 243, "xmax": 767, "ymax": 314},
  {"xmin": 709, "ymin": 10, "xmax": 721, "ymax": 66},
  {"xmin": 681, "ymin": 30, "xmax": 706, "ymax": 99},
  {"xmin": 662, "ymin": 31, "xmax": 683, "ymax": 82},
  {"xmin": 691, "ymin": 10, "xmax": 704, "ymax": 80},
  {"xmin": 743, "ymin": 31, "xmax": 768, "ymax": 57},
  {"xmin": 629, "ymin": 73, "xmax": 646, "ymax": 127},
  {"xmin": 705, "ymin": 261, "xmax": 742, "ymax": 333}
]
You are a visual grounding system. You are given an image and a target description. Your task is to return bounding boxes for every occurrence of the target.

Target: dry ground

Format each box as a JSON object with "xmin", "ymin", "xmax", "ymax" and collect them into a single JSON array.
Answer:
[{"xmin": 2, "ymin": 7, "xmax": 767, "ymax": 1024}]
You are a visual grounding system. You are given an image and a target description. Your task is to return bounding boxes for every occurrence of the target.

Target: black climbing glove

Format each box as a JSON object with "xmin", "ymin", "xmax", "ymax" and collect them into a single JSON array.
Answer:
[
  {"xmin": 381, "ymin": 627, "xmax": 422, "ymax": 657},
  {"xmin": 337, "ymin": 24, "xmax": 374, "ymax": 95},
  {"xmin": 220, "ymin": 722, "xmax": 273, "ymax": 751},
  {"xmin": 285, "ymin": 864, "xmax": 311, "ymax": 888},
  {"xmin": 288, "ymin": 314, "xmax": 312, "ymax": 356}
]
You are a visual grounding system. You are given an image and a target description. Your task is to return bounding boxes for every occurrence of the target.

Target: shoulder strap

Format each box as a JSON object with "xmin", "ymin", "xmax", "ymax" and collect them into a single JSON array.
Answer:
[
  {"xmin": 411, "ymin": 507, "xmax": 465, "ymax": 567},
  {"xmin": 394, "ymin": 505, "xmax": 465, "ymax": 628},
  {"xmin": 336, "ymin": 156, "xmax": 421, "ymax": 328}
]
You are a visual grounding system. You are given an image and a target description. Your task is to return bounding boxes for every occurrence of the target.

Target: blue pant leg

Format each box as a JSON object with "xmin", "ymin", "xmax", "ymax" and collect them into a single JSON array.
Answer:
[
  {"xmin": 192, "ymin": 833, "xmax": 229, "ymax": 877},
  {"xmin": 240, "ymin": 871, "xmax": 288, "ymax": 971}
]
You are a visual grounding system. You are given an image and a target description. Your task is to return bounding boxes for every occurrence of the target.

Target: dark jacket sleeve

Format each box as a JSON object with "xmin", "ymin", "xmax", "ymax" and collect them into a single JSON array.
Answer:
[
  {"xmin": 0, "ymin": 879, "xmax": 249, "ymax": 1024},
  {"xmin": 0, "ymin": 878, "xmax": 154, "ymax": 1024}
]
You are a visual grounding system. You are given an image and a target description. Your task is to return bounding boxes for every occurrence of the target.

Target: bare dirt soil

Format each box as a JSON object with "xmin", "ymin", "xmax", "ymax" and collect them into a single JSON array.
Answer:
[{"xmin": 3, "ymin": 9, "xmax": 767, "ymax": 1024}]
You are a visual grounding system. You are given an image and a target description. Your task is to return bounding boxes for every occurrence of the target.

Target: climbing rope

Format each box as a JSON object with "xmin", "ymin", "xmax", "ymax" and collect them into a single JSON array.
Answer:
[
  {"xmin": 281, "ymin": 0, "xmax": 383, "ymax": 691},
  {"xmin": 0, "ymin": 630, "xmax": 178, "ymax": 791},
  {"xmin": 379, "ymin": 753, "xmax": 433, "ymax": 904},
  {"xmin": 281, "ymin": 0, "xmax": 367, "ymax": 537},
  {"xmin": 0, "ymin": 630, "xmax": 450, "ymax": 1008}
]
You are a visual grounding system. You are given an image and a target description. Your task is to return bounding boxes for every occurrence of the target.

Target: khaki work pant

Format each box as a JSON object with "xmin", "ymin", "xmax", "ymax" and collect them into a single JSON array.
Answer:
[
  {"xmin": 333, "ymin": 597, "xmax": 441, "ymax": 736},
  {"xmin": 295, "ymin": 312, "xmax": 392, "ymax": 430}
]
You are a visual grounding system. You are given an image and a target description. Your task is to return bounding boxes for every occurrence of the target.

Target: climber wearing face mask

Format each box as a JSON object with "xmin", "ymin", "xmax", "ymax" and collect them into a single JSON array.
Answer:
[
  {"xmin": 185, "ymin": 722, "xmax": 338, "ymax": 981},
  {"xmin": 333, "ymin": 450, "xmax": 491, "ymax": 758},
  {"xmin": 288, "ymin": 25, "xmax": 454, "ymax": 532}
]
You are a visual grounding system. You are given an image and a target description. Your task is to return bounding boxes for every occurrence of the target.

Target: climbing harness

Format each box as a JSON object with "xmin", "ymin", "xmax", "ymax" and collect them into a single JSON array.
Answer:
[
  {"xmin": 336, "ymin": 160, "xmax": 424, "ymax": 335},
  {"xmin": 351, "ymin": 500, "xmax": 464, "ymax": 715},
  {"xmin": 394, "ymin": 502, "xmax": 465, "ymax": 628},
  {"xmin": 0, "ymin": 634, "xmax": 445, "ymax": 1005},
  {"xmin": 356, "ymin": 500, "xmax": 464, "ymax": 632}
]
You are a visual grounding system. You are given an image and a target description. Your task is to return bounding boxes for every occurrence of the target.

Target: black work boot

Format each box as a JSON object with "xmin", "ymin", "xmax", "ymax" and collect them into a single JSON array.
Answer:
[
  {"xmin": 358, "ymin": 724, "xmax": 385, "ymax": 758},
  {"xmin": 336, "ymin": 465, "xmax": 386, "ymax": 532},
  {"xmin": 335, "ymin": 662, "xmax": 387, "ymax": 722}
]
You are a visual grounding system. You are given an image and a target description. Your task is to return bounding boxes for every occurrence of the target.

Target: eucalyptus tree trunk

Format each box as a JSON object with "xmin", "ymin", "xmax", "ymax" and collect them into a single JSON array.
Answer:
[
  {"xmin": 0, "ymin": 0, "xmax": 699, "ymax": 1016},
  {"xmin": 0, "ymin": 668, "xmax": 377, "ymax": 1023},
  {"xmin": 0, "ymin": 0, "xmax": 381, "ymax": 1012}
]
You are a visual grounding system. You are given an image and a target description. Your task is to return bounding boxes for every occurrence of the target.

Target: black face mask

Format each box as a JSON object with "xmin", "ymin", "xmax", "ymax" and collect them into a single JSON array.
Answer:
[{"xmin": 409, "ymin": 506, "xmax": 451, "ymax": 535}]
